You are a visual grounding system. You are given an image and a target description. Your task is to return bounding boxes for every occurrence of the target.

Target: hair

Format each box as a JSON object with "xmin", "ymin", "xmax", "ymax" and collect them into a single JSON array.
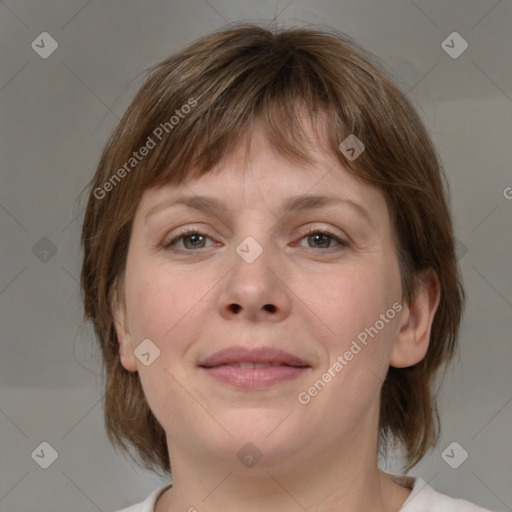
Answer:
[{"xmin": 80, "ymin": 21, "xmax": 464, "ymax": 475}]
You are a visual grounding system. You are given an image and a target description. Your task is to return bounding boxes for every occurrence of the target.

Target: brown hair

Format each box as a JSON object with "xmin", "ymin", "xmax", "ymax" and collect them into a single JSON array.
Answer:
[{"xmin": 80, "ymin": 22, "xmax": 464, "ymax": 475}]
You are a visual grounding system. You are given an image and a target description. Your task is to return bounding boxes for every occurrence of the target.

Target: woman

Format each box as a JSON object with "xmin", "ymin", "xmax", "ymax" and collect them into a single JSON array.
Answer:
[{"xmin": 80, "ymin": 23, "xmax": 494, "ymax": 512}]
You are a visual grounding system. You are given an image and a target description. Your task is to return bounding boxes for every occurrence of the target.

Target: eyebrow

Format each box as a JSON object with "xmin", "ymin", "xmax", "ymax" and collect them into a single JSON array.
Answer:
[{"xmin": 144, "ymin": 194, "xmax": 375, "ymax": 228}]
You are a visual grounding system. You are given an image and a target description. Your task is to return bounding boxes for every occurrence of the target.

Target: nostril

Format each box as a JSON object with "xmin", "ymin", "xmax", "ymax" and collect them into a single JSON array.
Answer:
[{"xmin": 228, "ymin": 304, "xmax": 276, "ymax": 313}]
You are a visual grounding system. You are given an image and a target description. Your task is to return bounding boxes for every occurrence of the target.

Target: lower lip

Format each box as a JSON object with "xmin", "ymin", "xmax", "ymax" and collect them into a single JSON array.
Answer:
[{"xmin": 200, "ymin": 365, "xmax": 309, "ymax": 389}]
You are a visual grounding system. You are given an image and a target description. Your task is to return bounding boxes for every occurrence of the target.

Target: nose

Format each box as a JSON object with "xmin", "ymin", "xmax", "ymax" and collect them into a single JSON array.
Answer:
[{"xmin": 217, "ymin": 238, "xmax": 292, "ymax": 323}]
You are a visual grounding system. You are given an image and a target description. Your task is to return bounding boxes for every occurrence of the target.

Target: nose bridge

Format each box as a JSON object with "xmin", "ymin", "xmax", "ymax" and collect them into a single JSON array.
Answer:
[
  {"xmin": 218, "ymin": 223, "xmax": 291, "ymax": 321},
  {"xmin": 231, "ymin": 202, "xmax": 277, "ymax": 270},
  {"xmin": 232, "ymin": 228, "xmax": 275, "ymax": 290}
]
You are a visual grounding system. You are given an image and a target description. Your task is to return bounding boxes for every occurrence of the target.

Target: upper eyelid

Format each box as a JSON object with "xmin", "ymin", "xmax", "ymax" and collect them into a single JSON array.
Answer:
[{"xmin": 165, "ymin": 223, "xmax": 347, "ymax": 239}]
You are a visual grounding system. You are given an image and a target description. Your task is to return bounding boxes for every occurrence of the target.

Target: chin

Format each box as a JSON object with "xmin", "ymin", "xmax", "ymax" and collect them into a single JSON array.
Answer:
[{"xmin": 216, "ymin": 413, "xmax": 309, "ymax": 458}]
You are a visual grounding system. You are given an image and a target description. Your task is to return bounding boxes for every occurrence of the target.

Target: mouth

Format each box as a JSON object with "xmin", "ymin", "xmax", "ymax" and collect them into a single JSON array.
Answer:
[
  {"xmin": 208, "ymin": 361, "xmax": 303, "ymax": 369},
  {"xmin": 198, "ymin": 346, "xmax": 311, "ymax": 389}
]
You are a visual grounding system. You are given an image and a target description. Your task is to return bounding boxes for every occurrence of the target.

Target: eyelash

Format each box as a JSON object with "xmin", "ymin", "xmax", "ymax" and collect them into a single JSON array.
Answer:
[{"xmin": 162, "ymin": 226, "xmax": 349, "ymax": 254}]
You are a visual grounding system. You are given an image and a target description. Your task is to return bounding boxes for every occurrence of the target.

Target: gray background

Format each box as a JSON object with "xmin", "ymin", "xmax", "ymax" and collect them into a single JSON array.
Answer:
[{"xmin": 1, "ymin": 1, "xmax": 511, "ymax": 511}]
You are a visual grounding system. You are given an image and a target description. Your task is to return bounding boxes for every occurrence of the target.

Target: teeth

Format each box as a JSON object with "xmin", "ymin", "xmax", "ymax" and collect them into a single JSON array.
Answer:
[{"xmin": 227, "ymin": 362, "xmax": 274, "ymax": 369}]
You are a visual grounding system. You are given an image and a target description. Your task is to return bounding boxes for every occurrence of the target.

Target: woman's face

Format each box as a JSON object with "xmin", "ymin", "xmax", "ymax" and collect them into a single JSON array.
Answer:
[{"xmin": 114, "ymin": 119, "xmax": 410, "ymax": 472}]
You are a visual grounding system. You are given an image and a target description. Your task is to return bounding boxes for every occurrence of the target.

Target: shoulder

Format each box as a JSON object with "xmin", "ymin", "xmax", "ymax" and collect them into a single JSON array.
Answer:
[
  {"xmin": 392, "ymin": 474, "xmax": 495, "ymax": 512},
  {"xmin": 111, "ymin": 484, "xmax": 172, "ymax": 512}
]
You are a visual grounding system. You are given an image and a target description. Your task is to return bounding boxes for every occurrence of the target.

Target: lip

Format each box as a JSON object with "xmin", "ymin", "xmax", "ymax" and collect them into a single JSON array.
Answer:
[
  {"xmin": 198, "ymin": 346, "xmax": 310, "ymax": 389},
  {"xmin": 198, "ymin": 346, "xmax": 309, "ymax": 367}
]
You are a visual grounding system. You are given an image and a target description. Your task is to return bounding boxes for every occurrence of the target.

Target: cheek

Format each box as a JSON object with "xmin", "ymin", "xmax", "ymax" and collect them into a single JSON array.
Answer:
[
  {"xmin": 317, "ymin": 265, "xmax": 396, "ymax": 340},
  {"xmin": 312, "ymin": 263, "xmax": 401, "ymax": 399},
  {"xmin": 122, "ymin": 261, "xmax": 212, "ymax": 429},
  {"xmin": 303, "ymin": 267, "xmax": 399, "ymax": 418},
  {"xmin": 124, "ymin": 259, "xmax": 215, "ymax": 352}
]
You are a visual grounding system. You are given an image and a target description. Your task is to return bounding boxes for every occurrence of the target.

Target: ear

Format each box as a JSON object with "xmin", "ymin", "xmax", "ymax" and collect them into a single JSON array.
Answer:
[
  {"xmin": 390, "ymin": 270, "xmax": 441, "ymax": 368},
  {"xmin": 111, "ymin": 284, "xmax": 138, "ymax": 373}
]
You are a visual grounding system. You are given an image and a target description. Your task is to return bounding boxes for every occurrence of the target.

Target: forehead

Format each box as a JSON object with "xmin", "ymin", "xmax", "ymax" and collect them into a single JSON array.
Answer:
[{"xmin": 136, "ymin": 117, "xmax": 385, "ymax": 220}]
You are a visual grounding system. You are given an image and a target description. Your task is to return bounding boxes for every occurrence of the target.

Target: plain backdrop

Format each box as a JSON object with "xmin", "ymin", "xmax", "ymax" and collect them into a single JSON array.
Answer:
[{"xmin": 0, "ymin": 1, "xmax": 511, "ymax": 511}]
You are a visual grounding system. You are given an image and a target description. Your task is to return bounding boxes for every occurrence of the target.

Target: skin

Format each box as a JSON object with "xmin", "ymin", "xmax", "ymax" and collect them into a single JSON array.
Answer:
[{"xmin": 113, "ymin": 115, "xmax": 440, "ymax": 512}]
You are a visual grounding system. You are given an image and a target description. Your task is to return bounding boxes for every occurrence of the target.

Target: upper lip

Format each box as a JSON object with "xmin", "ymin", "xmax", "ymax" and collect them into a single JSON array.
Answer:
[{"xmin": 198, "ymin": 346, "xmax": 310, "ymax": 368}]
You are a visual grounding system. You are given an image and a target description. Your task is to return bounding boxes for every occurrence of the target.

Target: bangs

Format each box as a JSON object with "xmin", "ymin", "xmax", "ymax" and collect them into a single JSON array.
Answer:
[
  {"xmin": 143, "ymin": 93, "xmax": 339, "ymax": 189},
  {"xmin": 107, "ymin": 25, "xmax": 376, "ymax": 207}
]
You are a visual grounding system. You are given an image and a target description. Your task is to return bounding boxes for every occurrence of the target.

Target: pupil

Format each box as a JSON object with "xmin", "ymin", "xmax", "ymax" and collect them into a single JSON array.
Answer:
[
  {"xmin": 311, "ymin": 234, "xmax": 328, "ymax": 247},
  {"xmin": 187, "ymin": 234, "xmax": 203, "ymax": 248}
]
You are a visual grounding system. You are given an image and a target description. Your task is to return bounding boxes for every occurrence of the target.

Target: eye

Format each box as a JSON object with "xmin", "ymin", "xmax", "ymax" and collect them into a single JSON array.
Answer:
[
  {"xmin": 163, "ymin": 229, "xmax": 216, "ymax": 252},
  {"xmin": 162, "ymin": 226, "xmax": 349, "ymax": 254},
  {"xmin": 295, "ymin": 228, "xmax": 348, "ymax": 252}
]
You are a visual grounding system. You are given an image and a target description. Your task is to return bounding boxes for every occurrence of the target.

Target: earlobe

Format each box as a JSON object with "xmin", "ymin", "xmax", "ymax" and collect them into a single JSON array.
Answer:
[
  {"xmin": 390, "ymin": 270, "xmax": 441, "ymax": 368},
  {"xmin": 111, "ymin": 288, "xmax": 138, "ymax": 373}
]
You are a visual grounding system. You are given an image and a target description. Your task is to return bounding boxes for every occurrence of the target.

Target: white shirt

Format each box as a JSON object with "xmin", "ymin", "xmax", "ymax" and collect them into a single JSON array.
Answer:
[{"xmin": 113, "ymin": 474, "xmax": 495, "ymax": 512}]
